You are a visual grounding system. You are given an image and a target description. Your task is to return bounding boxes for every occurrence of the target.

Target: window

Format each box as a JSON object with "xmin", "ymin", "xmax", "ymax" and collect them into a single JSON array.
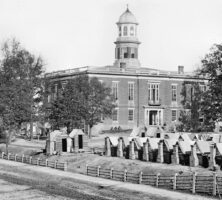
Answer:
[
  {"xmin": 128, "ymin": 82, "xmax": 134, "ymax": 101},
  {"xmin": 128, "ymin": 109, "xmax": 134, "ymax": 121},
  {"xmin": 172, "ymin": 110, "xmax": 177, "ymax": 122},
  {"xmin": 54, "ymin": 84, "xmax": 58, "ymax": 100},
  {"xmin": 112, "ymin": 109, "xmax": 118, "ymax": 122},
  {"xmin": 172, "ymin": 84, "xmax": 177, "ymax": 101},
  {"xmin": 130, "ymin": 26, "xmax": 134, "ymax": 36},
  {"xmin": 112, "ymin": 81, "xmax": 118, "ymax": 100},
  {"xmin": 48, "ymin": 94, "xmax": 51, "ymax": 103},
  {"xmin": 61, "ymin": 82, "xmax": 67, "ymax": 90},
  {"xmin": 123, "ymin": 26, "xmax": 127, "ymax": 36},
  {"xmin": 119, "ymin": 26, "xmax": 121, "ymax": 36},
  {"xmin": 131, "ymin": 48, "xmax": 135, "ymax": 58},
  {"xmin": 148, "ymin": 83, "xmax": 159, "ymax": 102},
  {"xmin": 200, "ymin": 85, "xmax": 207, "ymax": 92}
]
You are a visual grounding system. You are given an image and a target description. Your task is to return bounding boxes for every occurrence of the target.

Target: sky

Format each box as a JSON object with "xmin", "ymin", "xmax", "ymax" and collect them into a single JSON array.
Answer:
[{"xmin": 0, "ymin": 0, "xmax": 222, "ymax": 73}]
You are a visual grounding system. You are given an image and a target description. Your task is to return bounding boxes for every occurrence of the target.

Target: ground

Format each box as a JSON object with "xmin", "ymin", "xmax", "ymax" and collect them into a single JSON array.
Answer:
[{"xmin": 0, "ymin": 159, "xmax": 216, "ymax": 200}]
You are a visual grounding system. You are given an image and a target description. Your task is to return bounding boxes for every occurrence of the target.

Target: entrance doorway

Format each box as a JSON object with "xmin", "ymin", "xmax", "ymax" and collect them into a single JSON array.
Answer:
[
  {"xmin": 78, "ymin": 135, "xmax": 83, "ymax": 149},
  {"xmin": 145, "ymin": 109, "xmax": 163, "ymax": 126},
  {"xmin": 62, "ymin": 139, "xmax": 67, "ymax": 152},
  {"xmin": 149, "ymin": 111, "xmax": 158, "ymax": 125}
]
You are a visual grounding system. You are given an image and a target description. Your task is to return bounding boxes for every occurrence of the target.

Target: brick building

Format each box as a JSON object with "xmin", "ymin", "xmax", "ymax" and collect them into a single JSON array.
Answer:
[{"xmin": 45, "ymin": 7, "xmax": 206, "ymax": 130}]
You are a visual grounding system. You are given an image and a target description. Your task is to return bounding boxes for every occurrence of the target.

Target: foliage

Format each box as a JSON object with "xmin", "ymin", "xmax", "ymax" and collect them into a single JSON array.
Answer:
[
  {"xmin": 0, "ymin": 38, "xmax": 44, "ymax": 142},
  {"xmin": 179, "ymin": 44, "xmax": 222, "ymax": 132},
  {"xmin": 178, "ymin": 81, "xmax": 203, "ymax": 132},
  {"xmin": 197, "ymin": 44, "xmax": 222, "ymax": 131},
  {"xmin": 47, "ymin": 74, "xmax": 116, "ymax": 137}
]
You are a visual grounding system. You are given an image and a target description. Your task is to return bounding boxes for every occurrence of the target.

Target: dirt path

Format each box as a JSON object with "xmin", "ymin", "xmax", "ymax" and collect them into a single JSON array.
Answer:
[{"xmin": 0, "ymin": 159, "xmax": 216, "ymax": 200}]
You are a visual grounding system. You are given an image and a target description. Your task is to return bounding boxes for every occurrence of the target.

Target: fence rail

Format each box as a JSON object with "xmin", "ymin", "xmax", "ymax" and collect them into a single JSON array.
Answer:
[
  {"xmin": 1, "ymin": 152, "xmax": 67, "ymax": 171},
  {"xmin": 86, "ymin": 165, "xmax": 222, "ymax": 197}
]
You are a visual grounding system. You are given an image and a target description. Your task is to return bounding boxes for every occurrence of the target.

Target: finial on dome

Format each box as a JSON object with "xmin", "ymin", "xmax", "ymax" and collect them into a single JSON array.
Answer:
[{"xmin": 126, "ymin": 4, "xmax": 129, "ymax": 12}]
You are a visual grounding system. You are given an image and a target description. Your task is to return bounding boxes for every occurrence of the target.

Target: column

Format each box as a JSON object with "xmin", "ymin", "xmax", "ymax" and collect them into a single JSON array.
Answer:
[
  {"xmin": 117, "ymin": 138, "xmax": 123, "ymax": 157},
  {"xmin": 209, "ymin": 144, "xmax": 216, "ymax": 169},
  {"xmin": 157, "ymin": 140, "xmax": 164, "ymax": 163},
  {"xmin": 190, "ymin": 143, "xmax": 199, "ymax": 167},
  {"xmin": 143, "ymin": 141, "xmax": 149, "ymax": 161},
  {"xmin": 105, "ymin": 137, "xmax": 111, "ymax": 156},
  {"xmin": 172, "ymin": 143, "xmax": 179, "ymax": 165},
  {"xmin": 129, "ymin": 140, "xmax": 136, "ymax": 160}
]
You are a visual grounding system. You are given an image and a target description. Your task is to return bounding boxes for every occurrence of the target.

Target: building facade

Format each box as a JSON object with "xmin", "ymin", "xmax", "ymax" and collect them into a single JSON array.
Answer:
[{"xmin": 46, "ymin": 7, "xmax": 206, "ymax": 130}]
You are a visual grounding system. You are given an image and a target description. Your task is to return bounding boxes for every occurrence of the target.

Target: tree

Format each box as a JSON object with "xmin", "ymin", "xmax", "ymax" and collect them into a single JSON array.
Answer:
[
  {"xmin": 179, "ymin": 44, "xmax": 222, "ymax": 132},
  {"xmin": 178, "ymin": 81, "xmax": 203, "ymax": 132},
  {"xmin": 47, "ymin": 74, "xmax": 116, "ymax": 138},
  {"xmin": 0, "ymin": 39, "xmax": 44, "ymax": 146},
  {"xmin": 197, "ymin": 44, "xmax": 222, "ymax": 131}
]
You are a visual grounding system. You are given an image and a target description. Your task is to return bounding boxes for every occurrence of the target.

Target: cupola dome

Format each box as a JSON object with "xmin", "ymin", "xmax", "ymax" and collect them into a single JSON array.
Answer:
[{"xmin": 118, "ymin": 7, "xmax": 138, "ymax": 25}]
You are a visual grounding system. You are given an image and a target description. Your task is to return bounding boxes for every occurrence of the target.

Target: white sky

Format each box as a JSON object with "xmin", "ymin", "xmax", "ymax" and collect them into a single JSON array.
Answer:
[{"xmin": 0, "ymin": 0, "xmax": 222, "ymax": 72}]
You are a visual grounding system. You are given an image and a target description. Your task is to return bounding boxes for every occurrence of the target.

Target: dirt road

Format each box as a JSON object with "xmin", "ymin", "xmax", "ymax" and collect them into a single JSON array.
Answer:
[{"xmin": 0, "ymin": 159, "xmax": 216, "ymax": 200}]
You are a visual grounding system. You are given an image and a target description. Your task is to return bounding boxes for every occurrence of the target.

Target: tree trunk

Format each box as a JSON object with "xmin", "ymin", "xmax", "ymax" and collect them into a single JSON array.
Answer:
[
  {"xmin": 5, "ymin": 142, "xmax": 8, "ymax": 155},
  {"xmin": 30, "ymin": 121, "xmax": 33, "ymax": 141},
  {"xmin": 88, "ymin": 125, "xmax": 92, "ymax": 139}
]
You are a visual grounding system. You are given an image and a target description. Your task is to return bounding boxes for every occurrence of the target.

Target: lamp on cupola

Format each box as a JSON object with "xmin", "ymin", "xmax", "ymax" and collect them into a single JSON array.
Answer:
[{"xmin": 114, "ymin": 5, "xmax": 141, "ymax": 69}]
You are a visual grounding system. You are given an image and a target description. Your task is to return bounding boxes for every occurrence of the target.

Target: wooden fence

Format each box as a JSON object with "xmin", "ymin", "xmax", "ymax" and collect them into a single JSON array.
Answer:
[
  {"xmin": 86, "ymin": 165, "xmax": 222, "ymax": 197},
  {"xmin": 1, "ymin": 152, "xmax": 67, "ymax": 171}
]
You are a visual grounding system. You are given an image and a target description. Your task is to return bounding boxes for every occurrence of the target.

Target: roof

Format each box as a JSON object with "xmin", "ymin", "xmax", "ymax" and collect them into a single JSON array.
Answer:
[
  {"xmin": 135, "ymin": 137, "xmax": 148, "ymax": 148},
  {"xmin": 216, "ymin": 143, "xmax": 222, "ymax": 155},
  {"xmin": 148, "ymin": 138, "xmax": 161, "ymax": 150},
  {"xmin": 109, "ymin": 136, "xmax": 118, "ymax": 147},
  {"xmin": 178, "ymin": 141, "xmax": 191, "ymax": 154},
  {"xmin": 164, "ymin": 139, "xmax": 178, "ymax": 151},
  {"xmin": 164, "ymin": 132, "xmax": 180, "ymax": 140},
  {"xmin": 147, "ymin": 126, "xmax": 164, "ymax": 137},
  {"xmin": 130, "ymin": 126, "xmax": 147, "ymax": 137},
  {"xmin": 48, "ymin": 130, "xmax": 62, "ymax": 141},
  {"xmin": 179, "ymin": 133, "xmax": 192, "ymax": 142},
  {"xmin": 69, "ymin": 129, "xmax": 84, "ymax": 138},
  {"xmin": 118, "ymin": 8, "xmax": 138, "ymax": 24},
  {"xmin": 196, "ymin": 141, "xmax": 210, "ymax": 154},
  {"xmin": 120, "ymin": 136, "xmax": 130, "ymax": 146},
  {"xmin": 211, "ymin": 134, "xmax": 222, "ymax": 143}
]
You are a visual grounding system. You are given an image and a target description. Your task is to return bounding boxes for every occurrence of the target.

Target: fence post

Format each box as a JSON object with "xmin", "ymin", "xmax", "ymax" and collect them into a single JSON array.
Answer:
[
  {"xmin": 7, "ymin": 153, "xmax": 10, "ymax": 160},
  {"xmin": 2, "ymin": 152, "xmax": 4, "ymax": 159},
  {"xmin": 97, "ymin": 166, "xmax": 100, "ymax": 177},
  {"xmin": 37, "ymin": 158, "xmax": 40, "ymax": 165},
  {"xmin": 22, "ymin": 154, "xmax": 24, "ymax": 163},
  {"xmin": 64, "ymin": 162, "xmax": 68, "ymax": 171},
  {"xmin": 139, "ymin": 171, "xmax": 143, "ymax": 184},
  {"xmin": 156, "ymin": 173, "xmax": 160, "ymax": 187},
  {"xmin": 192, "ymin": 172, "xmax": 196, "ymax": 194},
  {"xmin": 54, "ymin": 160, "xmax": 57, "ymax": 169},
  {"xmin": 86, "ymin": 164, "xmax": 88, "ymax": 175},
  {"xmin": 173, "ymin": 173, "xmax": 177, "ymax": 190},
  {"xmin": 123, "ymin": 169, "xmax": 127, "ymax": 182},
  {"xmin": 110, "ymin": 168, "xmax": 113, "ymax": 179},
  {"xmin": 213, "ymin": 172, "xmax": 217, "ymax": 196},
  {"xmin": 29, "ymin": 156, "xmax": 32, "ymax": 164},
  {"xmin": 15, "ymin": 154, "xmax": 17, "ymax": 161},
  {"xmin": 45, "ymin": 159, "xmax": 48, "ymax": 167}
]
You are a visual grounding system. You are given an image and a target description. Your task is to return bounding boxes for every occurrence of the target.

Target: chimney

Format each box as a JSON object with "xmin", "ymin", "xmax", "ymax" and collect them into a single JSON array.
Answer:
[{"xmin": 178, "ymin": 66, "xmax": 184, "ymax": 74}]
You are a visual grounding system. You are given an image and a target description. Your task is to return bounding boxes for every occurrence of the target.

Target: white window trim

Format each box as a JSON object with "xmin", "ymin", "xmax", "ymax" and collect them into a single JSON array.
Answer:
[
  {"xmin": 171, "ymin": 84, "xmax": 177, "ymax": 102},
  {"xmin": 128, "ymin": 108, "xmax": 134, "ymax": 122},
  {"xmin": 171, "ymin": 109, "xmax": 177, "ymax": 122},
  {"xmin": 128, "ymin": 82, "xmax": 134, "ymax": 101},
  {"xmin": 112, "ymin": 108, "xmax": 119, "ymax": 123}
]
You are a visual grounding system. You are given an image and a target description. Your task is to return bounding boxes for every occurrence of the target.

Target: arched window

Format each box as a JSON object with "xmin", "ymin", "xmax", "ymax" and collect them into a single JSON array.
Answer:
[
  {"xmin": 123, "ymin": 26, "xmax": 127, "ymax": 36},
  {"xmin": 119, "ymin": 26, "xmax": 121, "ymax": 36},
  {"xmin": 130, "ymin": 26, "xmax": 134, "ymax": 36}
]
